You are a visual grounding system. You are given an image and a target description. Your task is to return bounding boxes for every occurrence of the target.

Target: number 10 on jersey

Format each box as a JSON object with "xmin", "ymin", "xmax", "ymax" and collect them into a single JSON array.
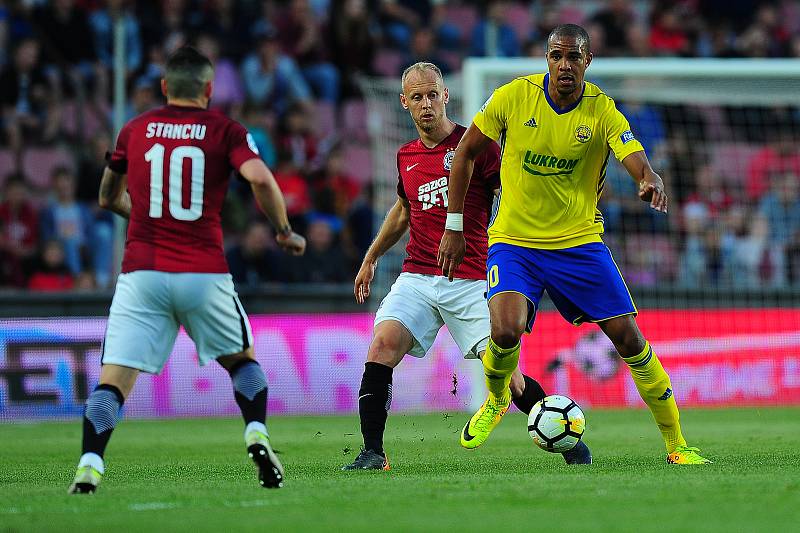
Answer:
[{"xmin": 145, "ymin": 143, "xmax": 205, "ymax": 221}]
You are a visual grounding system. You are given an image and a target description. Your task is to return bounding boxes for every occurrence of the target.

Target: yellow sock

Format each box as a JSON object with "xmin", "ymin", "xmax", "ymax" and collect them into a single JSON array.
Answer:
[
  {"xmin": 483, "ymin": 338, "xmax": 520, "ymax": 401},
  {"xmin": 623, "ymin": 341, "xmax": 687, "ymax": 453}
]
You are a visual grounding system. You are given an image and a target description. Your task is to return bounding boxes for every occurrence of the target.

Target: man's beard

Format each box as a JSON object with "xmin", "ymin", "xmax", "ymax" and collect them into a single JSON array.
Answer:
[{"xmin": 415, "ymin": 115, "xmax": 440, "ymax": 133}]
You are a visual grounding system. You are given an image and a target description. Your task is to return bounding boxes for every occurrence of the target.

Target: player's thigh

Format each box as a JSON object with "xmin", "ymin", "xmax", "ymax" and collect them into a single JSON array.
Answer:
[
  {"xmin": 374, "ymin": 273, "xmax": 444, "ymax": 358},
  {"xmin": 543, "ymin": 242, "xmax": 637, "ymax": 326},
  {"xmin": 486, "ymin": 243, "xmax": 543, "ymax": 336},
  {"xmin": 437, "ymin": 277, "xmax": 491, "ymax": 358},
  {"xmin": 172, "ymin": 273, "xmax": 254, "ymax": 367},
  {"xmin": 102, "ymin": 271, "xmax": 181, "ymax": 374},
  {"xmin": 368, "ymin": 320, "xmax": 415, "ymax": 368}
]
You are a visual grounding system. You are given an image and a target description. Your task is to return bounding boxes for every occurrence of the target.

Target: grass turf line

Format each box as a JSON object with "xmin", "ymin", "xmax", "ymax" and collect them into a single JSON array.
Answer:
[{"xmin": 1, "ymin": 407, "xmax": 798, "ymax": 532}]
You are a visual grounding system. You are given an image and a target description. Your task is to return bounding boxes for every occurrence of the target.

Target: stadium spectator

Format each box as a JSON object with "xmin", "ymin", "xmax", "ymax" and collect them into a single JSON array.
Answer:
[
  {"xmin": 311, "ymin": 147, "xmax": 361, "ymax": 218},
  {"xmin": 276, "ymin": 0, "xmax": 341, "ymax": 103},
  {"xmin": 0, "ymin": 37, "xmax": 58, "ymax": 157},
  {"xmin": 617, "ymin": 98, "xmax": 666, "ymax": 155},
  {"xmin": 470, "ymin": 0, "xmax": 522, "ymax": 58},
  {"xmin": 0, "ymin": 174, "xmax": 39, "ymax": 287},
  {"xmin": 240, "ymin": 28, "xmax": 312, "ymax": 115},
  {"xmin": 286, "ymin": 216, "xmax": 349, "ymax": 282},
  {"xmin": 125, "ymin": 76, "xmax": 158, "ymax": 120},
  {"xmin": 726, "ymin": 212, "xmax": 771, "ymax": 288},
  {"xmin": 277, "ymin": 102, "xmax": 329, "ymax": 173},
  {"xmin": 227, "ymin": 222, "xmax": 285, "ymax": 285},
  {"xmin": 379, "ymin": 0, "xmax": 431, "ymax": 48},
  {"xmin": 240, "ymin": 103, "xmax": 278, "ymax": 168},
  {"xmin": 400, "ymin": 26, "xmax": 452, "ymax": 75},
  {"xmin": 27, "ymin": 239, "xmax": 74, "ymax": 291},
  {"xmin": 193, "ymin": 0, "xmax": 251, "ymax": 61},
  {"xmin": 746, "ymin": 129, "xmax": 800, "ymax": 201},
  {"xmin": 648, "ymin": 5, "xmax": 692, "ymax": 56},
  {"xmin": 329, "ymin": 0, "xmax": 380, "ymax": 98},
  {"xmin": 89, "ymin": 0, "xmax": 143, "ymax": 74},
  {"xmin": 76, "ymin": 132, "xmax": 112, "ymax": 204},
  {"xmin": 33, "ymin": 0, "xmax": 102, "ymax": 98},
  {"xmin": 194, "ymin": 33, "xmax": 245, "ymax": 115},
  {"xmin": 758, "ymin": 172, "xmax": 800, "ymax": 286},
  {"xmin": 271, "ymin": 151, "xmax": 313, "ymax": 234},
  {"xmin": 40, "ymin": 166, "xmax": 113, "ymax": 287},
  {"xmin": 589, "ymin": 0, "xmax": 634, "ymax": 56},
  {"xmin": 737, "ymin": 4, "xmax": 788, "ymax": 58}
]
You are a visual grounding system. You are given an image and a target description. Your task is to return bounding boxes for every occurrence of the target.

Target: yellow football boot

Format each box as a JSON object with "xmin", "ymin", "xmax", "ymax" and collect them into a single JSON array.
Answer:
[{"xmin": 460, "ymin": 393, "xmax": 511, "ymax": 449}]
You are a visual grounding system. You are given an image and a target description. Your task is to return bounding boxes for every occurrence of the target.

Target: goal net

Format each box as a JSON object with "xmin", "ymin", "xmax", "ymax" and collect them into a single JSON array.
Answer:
[{"xmin": 360, "ymin": 58, "xmax": 800, "ymax": 408}]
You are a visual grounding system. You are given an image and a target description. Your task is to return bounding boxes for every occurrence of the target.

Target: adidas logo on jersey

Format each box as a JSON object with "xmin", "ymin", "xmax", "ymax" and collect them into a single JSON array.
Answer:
[{"xmin": 524, "ymin": 117, "xmax": 538, "ymax": 127}]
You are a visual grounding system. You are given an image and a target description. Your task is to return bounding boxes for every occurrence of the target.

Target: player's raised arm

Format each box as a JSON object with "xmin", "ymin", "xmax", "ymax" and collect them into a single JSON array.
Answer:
[
  {"xmin": 239, "ymin": 158, "xmax": 306, "ymax": 255},
  {"xmin": 98, "ymin": 167, "xmax": 131, "ymax": 219},
  {"xmin": 354, "ymin": 197, "xmax": 411, "ymax": 303},
  {"xmin": 437, "ymin": 123, "xmax": 494, "ymax": 281},
  {"xmin": 621, "ymin": 150, "xmax": 668, "ymax": 214}
]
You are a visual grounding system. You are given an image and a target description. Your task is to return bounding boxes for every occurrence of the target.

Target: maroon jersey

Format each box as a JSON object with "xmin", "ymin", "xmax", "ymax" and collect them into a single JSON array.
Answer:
[
  {"xmin": 109, "ymin": 105, "xmax": 260, "ymax": 273},
  {"xmin": 397, "ymin": 124, "xmax": 500, "ymax": 280}
]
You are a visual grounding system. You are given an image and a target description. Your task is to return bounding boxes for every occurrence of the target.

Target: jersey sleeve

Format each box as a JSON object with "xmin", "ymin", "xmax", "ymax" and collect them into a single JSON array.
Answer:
[
  {"xmin": 472, "ymin": 82, "xmax": 511, "ymax": 141},
  {"xmin": 604, "ymin": 99, "xmax": 645, "ymax": 162},
  {"xmin": 395, "ymin": 151, "xmax": 407, "ymax": 199},
  {"xmin": 227, "ymin": 120, "xmax": 261, "ymax": 170},
  {"xmin": 108, "ymin": 121, "xmax": 132, "ymax": 173},
  {"xmin": 475, "ymin": 140, "xmax": 501, "ymax": 191}
]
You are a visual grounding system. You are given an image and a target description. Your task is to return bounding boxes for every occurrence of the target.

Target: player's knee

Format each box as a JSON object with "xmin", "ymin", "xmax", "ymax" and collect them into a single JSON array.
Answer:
[
  {"xmin": 367, "ymin": 334, "xmax": 405, "ymax": 367},
  {"xmin": 490, "ymin": 322, "xmax": 524, "ymax": 349}
]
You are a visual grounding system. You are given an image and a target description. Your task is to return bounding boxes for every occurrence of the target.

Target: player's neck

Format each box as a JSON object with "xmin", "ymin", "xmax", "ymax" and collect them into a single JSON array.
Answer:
[
  {"xmin": 166, "ymin": 97, "xmax": 208, "ymax": 109},
  {"xmin": 418, "ymin": 119, "xmax": 456, "ymax": 149},
  {"xmin": 546, "ymin": 79, "xmax": 583, "ymax": 110}
]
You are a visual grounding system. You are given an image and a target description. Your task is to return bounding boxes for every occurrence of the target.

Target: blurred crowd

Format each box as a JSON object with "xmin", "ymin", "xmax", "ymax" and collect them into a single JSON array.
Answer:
[{"xmin": 1, "ymin": 0, "xmax": 799, "ymax": 291}]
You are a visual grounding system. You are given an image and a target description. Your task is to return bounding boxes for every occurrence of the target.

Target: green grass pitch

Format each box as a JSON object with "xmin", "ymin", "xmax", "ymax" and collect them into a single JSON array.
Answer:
[{"xmin": 1, "ymin": 407, "xmax": 799, "ymax": 532}]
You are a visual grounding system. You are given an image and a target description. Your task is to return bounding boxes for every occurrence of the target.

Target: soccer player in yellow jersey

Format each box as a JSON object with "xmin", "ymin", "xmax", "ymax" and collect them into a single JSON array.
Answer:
[{"xmin": 438, "ymin": 24, "xmax": 711, "ymax": 464}]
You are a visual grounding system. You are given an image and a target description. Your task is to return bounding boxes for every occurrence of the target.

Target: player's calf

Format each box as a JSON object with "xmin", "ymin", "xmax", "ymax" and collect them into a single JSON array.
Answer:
[{"xmin": 68, "ymin": 384, "xmax": 124, "ymax": 495}]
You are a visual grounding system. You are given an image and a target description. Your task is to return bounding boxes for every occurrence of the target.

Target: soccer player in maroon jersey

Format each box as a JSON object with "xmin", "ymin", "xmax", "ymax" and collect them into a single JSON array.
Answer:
[
  {"xmin": 68, "ymin": 47, "xmax": 306, "ymax": 494},
  {"xmin": 343, "ymin": 62, "xmax": 575, "ymax": 471}
]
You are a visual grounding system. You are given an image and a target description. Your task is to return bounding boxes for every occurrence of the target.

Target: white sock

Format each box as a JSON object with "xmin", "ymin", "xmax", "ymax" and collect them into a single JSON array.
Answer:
[
  {"xmin": 244, "ymin": 421, "xmax": 268, "ymax": 440},
  {"xmin": 77, "ymin": 452, "xmax": 105, "ymax": 474}
]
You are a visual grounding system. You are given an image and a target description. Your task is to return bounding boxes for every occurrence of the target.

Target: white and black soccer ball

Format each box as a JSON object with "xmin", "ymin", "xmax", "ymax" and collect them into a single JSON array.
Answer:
[{"xmin": 527, "ymin": 395, "xmax": 586, "ymax": 453}]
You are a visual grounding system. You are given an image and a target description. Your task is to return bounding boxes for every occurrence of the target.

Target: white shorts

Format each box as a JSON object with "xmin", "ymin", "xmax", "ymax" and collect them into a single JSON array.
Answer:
[
  {"xmin": 374, "ymin": 272, "xmax": 490, "ymax": 358},
  {"xmin": 102, "ymin": 271, "xmax": 253, "ymax": 374}
]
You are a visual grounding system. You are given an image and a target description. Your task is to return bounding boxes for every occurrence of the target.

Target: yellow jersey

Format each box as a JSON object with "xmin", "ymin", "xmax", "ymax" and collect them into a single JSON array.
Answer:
[{"xmin": 473, "ymin": 73, "xmax": 644, "ymax": 249}]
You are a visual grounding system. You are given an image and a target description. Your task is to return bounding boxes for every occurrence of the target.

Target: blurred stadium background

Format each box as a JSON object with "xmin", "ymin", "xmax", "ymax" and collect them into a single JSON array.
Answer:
[{"xmin": 2, "ymin": 0, "xmax": 800, "ymax": 423}]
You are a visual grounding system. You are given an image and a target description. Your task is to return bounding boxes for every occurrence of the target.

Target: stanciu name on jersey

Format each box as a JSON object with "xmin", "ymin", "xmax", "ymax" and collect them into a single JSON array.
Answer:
[
  {"xmin": 418, "ymin": 176, "xmax": 448, "ymax": 210},
  {"xmin": 145, "ymin": 122, "xmax": 207, "ymax": 140}
]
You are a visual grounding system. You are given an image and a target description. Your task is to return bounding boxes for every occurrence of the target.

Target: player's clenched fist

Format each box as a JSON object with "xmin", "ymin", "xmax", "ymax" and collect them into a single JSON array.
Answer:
[
  {"xmin": 354, "ymin": 261, "xmax": 376, "ymax": 303},
  {"xmin": 276, "ymin": 231, "xmax": 306, "ymax": 256},
  {"xmin": 437, "ymin": 229, "xmax": 466, "ymax": 282}
]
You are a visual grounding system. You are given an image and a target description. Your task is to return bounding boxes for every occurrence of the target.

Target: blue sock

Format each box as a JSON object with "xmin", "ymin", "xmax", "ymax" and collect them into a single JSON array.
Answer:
[
  {"xmin": 81, "ymin": 384, "xmax": 123, "ymax": 458},
  {"xmin": 230, "ymin": 360, "xmax": 268, "ymax": 426}
]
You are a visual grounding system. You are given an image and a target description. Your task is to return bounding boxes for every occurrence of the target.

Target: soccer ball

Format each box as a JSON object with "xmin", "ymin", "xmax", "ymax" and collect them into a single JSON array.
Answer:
[{"xmin": 527, "ymin": 395, "xmax": 586, "ymax": 453}]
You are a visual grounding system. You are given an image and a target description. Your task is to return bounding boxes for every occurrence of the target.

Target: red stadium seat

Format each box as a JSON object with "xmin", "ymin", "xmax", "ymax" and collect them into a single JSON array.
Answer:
[
  {"xmin": 502, "ymin": 2, "xmax": 533, "ymax": 43},
  {"xmin": 314, "ymin": 101, "xmax": 337, "ymax": 139},
  {"xmin": 340, "ymin": 99, "xmax": 369, "ymax": 143},
  {"xmin": 21, "ymin": 148, "xmax": 75, "ymax": 189},
  {"xmin": 373, "ymin": 48, "xmax": 405, "ymax": 78},
  {"xmin": 442, "ymin": 4, "xmax": 479, "ymax": 46},
  {"xmin": 709, "ymin": 143, "xmax": 761, "ymax": 187},
  {"xmin": 341, "ymin": 144, "xmax": 372, "ymax": 184}
]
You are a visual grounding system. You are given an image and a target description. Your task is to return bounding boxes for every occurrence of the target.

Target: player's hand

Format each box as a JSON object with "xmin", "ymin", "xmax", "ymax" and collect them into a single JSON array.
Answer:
[
  {"xmin": 276, "ymin": 231, "xmax": 306, "ymax": 256},
  {"xmin": 638, "ymin": 173, "xmax": 668, "ymax": 213},
  {"xmin": 354, "ymin": 261, "xmax": 376, "ymax": 304},
  {"xmin": 437, "ymin": 229, "xmax": 465, "ymax": 282}
]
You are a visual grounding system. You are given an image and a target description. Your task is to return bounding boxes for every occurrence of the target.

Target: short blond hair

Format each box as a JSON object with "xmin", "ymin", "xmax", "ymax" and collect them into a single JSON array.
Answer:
[{"xmin": 400, "ymin": 62, "xmax": 444, "ymax": 91}]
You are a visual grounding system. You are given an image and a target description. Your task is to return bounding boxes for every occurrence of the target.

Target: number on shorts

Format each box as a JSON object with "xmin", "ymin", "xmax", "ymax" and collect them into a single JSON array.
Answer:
[
  {"xmin": 145, "ymin": 143, "xmax": 206, "ymax": 221},
  {"xmin": 488, "ymin": 264, "xmax": 499, "ymax": 288}
]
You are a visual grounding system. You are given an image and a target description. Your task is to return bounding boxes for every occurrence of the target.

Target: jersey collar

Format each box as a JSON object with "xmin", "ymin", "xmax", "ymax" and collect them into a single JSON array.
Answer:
[{"xmin": 543, "ymin": 73, "xmax": 585, "ymax": 115}]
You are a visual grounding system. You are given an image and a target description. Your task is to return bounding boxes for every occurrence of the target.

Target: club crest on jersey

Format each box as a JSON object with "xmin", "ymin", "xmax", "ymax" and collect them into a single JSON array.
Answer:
[
  {"xmin": 575, "ymin": 125, "xmax": 592, "ymax": 143},
  {"xmin": 443, "ymin": 149, "xmax": 456, "ymax": 171}
]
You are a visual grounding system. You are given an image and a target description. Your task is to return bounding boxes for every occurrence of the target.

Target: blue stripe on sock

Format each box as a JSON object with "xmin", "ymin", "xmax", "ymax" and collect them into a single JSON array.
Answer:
[{"xmin": 627, "ymin": 347, "xmax": 653, "ymax": 368}]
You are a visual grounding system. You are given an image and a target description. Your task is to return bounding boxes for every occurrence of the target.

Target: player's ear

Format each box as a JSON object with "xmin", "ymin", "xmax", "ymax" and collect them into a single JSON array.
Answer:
[
  {"xmin": 160, "ymin": 78, "xmax": 168, "ymax": 97},
  {"xmin": 205, "ymin": 80, "xmax": 213, "ymax": 99},
  {"xmin": 443, "ymin": 86, "xmax": 449, "ymax": 105},
  {"xmin": 400, "ymin": 93, "xmax": 409, "ymax": 110},
  {"xmin": 585, "ymin": 52, "xmax": 593, "ymax": 68}
]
